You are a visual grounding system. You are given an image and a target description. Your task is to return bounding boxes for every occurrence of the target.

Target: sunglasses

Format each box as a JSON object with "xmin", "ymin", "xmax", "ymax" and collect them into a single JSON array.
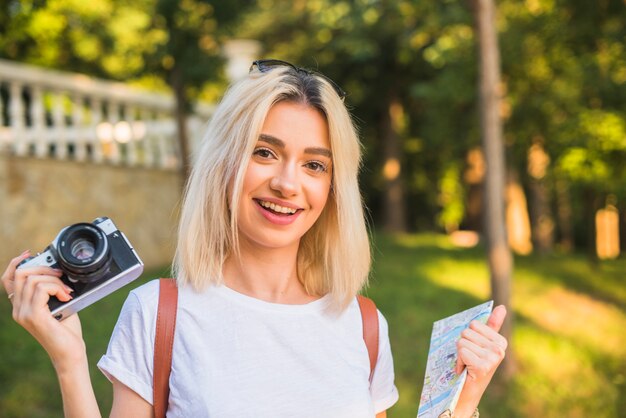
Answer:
[{"xmin": 250, "ymin": 59, "xmax": 347, "ymax": 100}]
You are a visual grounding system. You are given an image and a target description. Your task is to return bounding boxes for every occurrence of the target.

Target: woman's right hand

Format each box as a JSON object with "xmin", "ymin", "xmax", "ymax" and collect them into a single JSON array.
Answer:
[{"xmin": 2, "ymin": 250, "xmax": 86, "ymax": 371}]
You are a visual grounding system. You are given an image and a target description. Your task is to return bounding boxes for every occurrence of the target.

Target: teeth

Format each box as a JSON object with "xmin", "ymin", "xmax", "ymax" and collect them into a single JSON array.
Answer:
[{"xmin": 258, "ymin": 200, "xmax": 297, "ymax": 214}]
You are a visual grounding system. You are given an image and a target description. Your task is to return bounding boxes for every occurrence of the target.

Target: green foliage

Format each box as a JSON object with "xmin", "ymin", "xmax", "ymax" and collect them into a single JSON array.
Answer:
[
  {"xmin": 239, "ymin": 0, "xmax": 478, "ymax": 229},
  {"xmin": 437, "ymin": 163, "xmax": 465, "ymax": 232},
  {"xmin": 0, "ymin": 0, "xmax": 250, "ymax": 100},
  {"xmin": 2, "ymin": 0, "xmax": 626, "ymax": 243}
]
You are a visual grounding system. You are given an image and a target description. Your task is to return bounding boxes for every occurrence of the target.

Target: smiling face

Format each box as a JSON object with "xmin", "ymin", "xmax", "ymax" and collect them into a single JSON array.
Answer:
[{"xmin": 235, "ymin": 100, "xmax": 333, "ymax": 253}]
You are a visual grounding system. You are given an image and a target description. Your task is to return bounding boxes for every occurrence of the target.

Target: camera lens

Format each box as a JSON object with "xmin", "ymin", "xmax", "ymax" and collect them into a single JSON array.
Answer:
[
  {"xmin": 70, "ymin": 239, "xmax": 96, "ymax": 260},
  {"xmin": 54, "ymin": 223, "xmax": 112, "ymax": 283}
]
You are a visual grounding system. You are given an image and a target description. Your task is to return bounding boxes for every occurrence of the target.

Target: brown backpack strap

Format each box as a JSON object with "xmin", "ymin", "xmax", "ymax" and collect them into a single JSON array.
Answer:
[
  {"xmin": 153, "ymin": 278, "xmax": 178, "ymax": 418},
  {"xmin": 357, "ymin": 295, "xmax": 379, "ymax": 383},
  {"xmin": 152, "ymin": 280, "xmax": 378, "ymax": 413}
]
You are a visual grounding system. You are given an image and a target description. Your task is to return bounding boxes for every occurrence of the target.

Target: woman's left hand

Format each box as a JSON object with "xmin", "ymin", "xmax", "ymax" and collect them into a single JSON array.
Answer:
[
  {"xmin": 455, "ymin": 305, "xmax": 508, "ymax": 380},
  {"xmin": 453, "ymin": 305, "xmax": 508, "ymax": 416}
]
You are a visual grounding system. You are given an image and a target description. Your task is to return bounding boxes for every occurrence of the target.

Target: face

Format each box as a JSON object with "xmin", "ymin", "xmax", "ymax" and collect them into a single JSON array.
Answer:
[{"xmin": 235, "ymin": 100, "xmax": 332, "ymax": 253}]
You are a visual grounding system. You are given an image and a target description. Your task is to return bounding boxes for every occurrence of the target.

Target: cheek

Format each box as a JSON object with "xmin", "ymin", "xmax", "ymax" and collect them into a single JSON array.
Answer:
[
  {"xmin": 314, "ymin": 181, "xmax": 332, "ymax": 209},
  {"xmin": 242, "ymin": 162, "xmax": 269, "ymax": 192}
]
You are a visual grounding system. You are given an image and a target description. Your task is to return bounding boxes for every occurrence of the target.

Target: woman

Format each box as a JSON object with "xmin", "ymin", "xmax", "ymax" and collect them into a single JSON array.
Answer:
[{"xmin": 2, "ymin": 60, "xmax": 507, "ymax": 417}]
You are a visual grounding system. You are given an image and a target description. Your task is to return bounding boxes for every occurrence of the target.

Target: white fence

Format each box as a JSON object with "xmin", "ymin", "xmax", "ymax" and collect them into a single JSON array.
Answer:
[{"xmin": 0, "ymin": 59, "xmax": 213, "ymax": 169}]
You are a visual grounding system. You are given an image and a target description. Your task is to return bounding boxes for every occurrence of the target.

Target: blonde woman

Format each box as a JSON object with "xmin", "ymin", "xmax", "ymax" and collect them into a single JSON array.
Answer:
[{"xmin": 2, "ymin": 60, "xmax": 507, "ymax": 418}]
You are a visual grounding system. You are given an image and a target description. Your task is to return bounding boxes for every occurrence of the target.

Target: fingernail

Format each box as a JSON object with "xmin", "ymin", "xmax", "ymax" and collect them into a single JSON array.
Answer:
[
  {"xmin": 63, "ymin": 285, "xmax": 73, "ymax": 293},
  {"xmin": 21, "ymin": 249, "xmax": 30, "ymax": 256}
]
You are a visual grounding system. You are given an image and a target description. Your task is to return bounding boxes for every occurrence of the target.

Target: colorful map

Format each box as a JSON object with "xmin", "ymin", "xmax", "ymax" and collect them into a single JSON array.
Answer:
[{"xmin": 417, "ymin": 300, "xmax": 494, "ymax": 418}]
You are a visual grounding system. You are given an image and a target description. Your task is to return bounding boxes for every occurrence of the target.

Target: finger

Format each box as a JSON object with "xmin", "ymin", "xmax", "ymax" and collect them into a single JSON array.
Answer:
[
  {"xmin": 16, "ymin": 266, "xmax": 64, "ymax": 279},
  {"xmin": 469, "ymin": 320, "xmax": 508, "ymax": 350},
  {"xmin": 15, "ymin": 282, "xmax": 72, "ymax": 328},
  {"xmin": 13, "ymin": 267, "xmax": 63, "ymax": 304},
  {"xmin": 456, "ymin": 336, "xmax": 484, "ymax": 374},
  {"xmin": 464, "ymin": 325, "xmax": 508, "ymax": 365},
  {"xmin": 486, "ymin": 305, "xmax": 507, "ymax": 332},
  {"xmin": 458, "ymin": 347, "xmax": 483, "ymax": 380},
  {"xmin": 460, "ymin": 326, "xmax": 492, "ymax": 348},
  {"xmin": 22, "ymin": 275, "xmax": 73, "ymax": 307},
  {"xmin": 32, "ymin": 282, "xmax": 73, "ymax": 309},
  {"xmin": 458, "ymin": 337, "xmax": 485, "ymax": 361},
  {"xmin": 1, "ymin": 250, "xmax": 31, "ymax": 291},
  {"xmin": 12, "ymin": 275, "xmax": 61, "ymax": 312},
  {"xmin": 455, "ymin": 351, "xmax": 464, "ymax": 375}
]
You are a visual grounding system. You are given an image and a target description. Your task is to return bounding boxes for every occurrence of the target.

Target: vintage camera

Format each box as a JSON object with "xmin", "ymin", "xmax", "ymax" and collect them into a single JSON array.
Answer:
[{"xmin": 18, "ymin": 217, "xmax": 144, "ymax": 321}]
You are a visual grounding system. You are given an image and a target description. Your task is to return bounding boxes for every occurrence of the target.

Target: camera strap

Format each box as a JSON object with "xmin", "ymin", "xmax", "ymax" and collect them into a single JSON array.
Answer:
[{"xmin": 152, "ymin": 278, "xmax": 379, "ymax": 418}]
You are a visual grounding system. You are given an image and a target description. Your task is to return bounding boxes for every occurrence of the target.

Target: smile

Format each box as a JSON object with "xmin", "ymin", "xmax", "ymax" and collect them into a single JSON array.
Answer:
[{"xmin": 255, "ymin": 199, "xmax": 299, "ymax": 215}]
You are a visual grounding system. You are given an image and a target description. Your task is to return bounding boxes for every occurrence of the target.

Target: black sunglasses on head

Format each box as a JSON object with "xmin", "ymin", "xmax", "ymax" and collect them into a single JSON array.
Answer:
[{"xmin": 250, "ymin": 59, "xmax": 347, "ymax": 100}]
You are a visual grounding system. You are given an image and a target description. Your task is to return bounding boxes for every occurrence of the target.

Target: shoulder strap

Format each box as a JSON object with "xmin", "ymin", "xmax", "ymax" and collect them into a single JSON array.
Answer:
[
  {"xmin": 357, "ymin": 295, "xmax": 379, "ymax": 383},
  {"xmin": 154, "ymin": 278, "xmax": 178, "ymax": 418},
  {"xmin": 153, "ymin": 280, "xmax": 379, "ymax": 416}
]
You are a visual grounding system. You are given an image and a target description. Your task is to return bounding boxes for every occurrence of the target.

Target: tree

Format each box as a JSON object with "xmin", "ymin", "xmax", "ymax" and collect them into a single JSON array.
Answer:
[
  {"xmin": 240, "ymin": 0, "xmax": 479, "ymax": 232},
  {"xmin": 150, "ymin": 0, "xmax": 252, "ymax": 181},
  {"xmin": 473, "ymin": 0, "xmax": 514, "ymax": 376},
  {"xmin": 0, "ymin": 0, "xmax": 252, "ymax": 183}
]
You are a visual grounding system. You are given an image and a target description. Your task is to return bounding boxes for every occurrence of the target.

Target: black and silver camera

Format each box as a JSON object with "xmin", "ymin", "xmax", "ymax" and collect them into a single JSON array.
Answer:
[{"xmin": 18, "ymin": 217, "xmax": 144, "ymax": 321}]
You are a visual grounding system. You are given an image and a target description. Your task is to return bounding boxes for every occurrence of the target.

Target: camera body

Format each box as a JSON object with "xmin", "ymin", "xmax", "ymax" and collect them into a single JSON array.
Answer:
[{"xmin": 18, "ymin": 217, "xmax": 144, "ymax": 321}]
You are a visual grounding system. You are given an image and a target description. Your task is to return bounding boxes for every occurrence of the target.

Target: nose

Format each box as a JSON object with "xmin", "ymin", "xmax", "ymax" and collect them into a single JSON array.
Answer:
[{"xmin": 270, "ymin": 163, "xmax": 299, "ymax": 197}]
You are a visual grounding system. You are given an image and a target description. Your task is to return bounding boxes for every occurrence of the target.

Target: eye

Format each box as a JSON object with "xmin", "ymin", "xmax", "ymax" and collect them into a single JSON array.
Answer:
[
  {"xmin": 253, "ymin": 147, "xmax": 276, "ymax": 159},
  {"xmin": 305, "ymin": 160, "xmax": 329, "ymax": 173}
]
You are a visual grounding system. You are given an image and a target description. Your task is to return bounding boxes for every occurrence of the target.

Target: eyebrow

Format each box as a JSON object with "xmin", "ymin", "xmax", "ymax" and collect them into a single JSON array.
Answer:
[{"xmin": 258, "ymin": 134, "xmax": 332, "ymax": 158}]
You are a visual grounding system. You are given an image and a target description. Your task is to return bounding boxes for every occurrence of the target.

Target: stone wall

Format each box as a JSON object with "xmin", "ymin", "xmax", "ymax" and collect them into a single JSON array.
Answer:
[{"xmin": 0, "ymin": 153, "xmax": 182, "ymax": 271}]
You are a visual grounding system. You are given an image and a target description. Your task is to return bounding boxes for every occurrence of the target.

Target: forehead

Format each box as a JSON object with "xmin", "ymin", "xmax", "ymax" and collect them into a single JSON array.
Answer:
[{"xmin": 260, "ymin": 101, "xmax": 330, "ymax": 151}]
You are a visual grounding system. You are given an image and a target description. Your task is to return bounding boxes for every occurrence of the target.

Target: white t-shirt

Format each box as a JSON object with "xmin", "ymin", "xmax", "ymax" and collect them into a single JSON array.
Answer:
[{"xmin": 98, "ymin": 280, "xmax": 399, "ymax": 417}]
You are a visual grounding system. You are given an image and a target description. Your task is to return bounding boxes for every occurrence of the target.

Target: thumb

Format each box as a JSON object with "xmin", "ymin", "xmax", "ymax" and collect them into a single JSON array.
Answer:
[{"xmin": 486, "ymin": 305, "xmax": 507, "ymax": 332}]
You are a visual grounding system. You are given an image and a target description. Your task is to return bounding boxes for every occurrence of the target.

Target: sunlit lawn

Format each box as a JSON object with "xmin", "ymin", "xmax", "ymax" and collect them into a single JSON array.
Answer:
[
  {"xmin": 371, "ymin": 233, "xmax": 626, "ymax": 418},
  {"xmin": 1, "ymin": 233, "xmax": 624, "ymax": 417}
]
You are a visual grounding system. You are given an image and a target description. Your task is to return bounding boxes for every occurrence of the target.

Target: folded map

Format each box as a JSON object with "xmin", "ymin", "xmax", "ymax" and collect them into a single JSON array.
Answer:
[{"xmin": 417, "ymin": 300, "xmax": 494, "ymax": 418}]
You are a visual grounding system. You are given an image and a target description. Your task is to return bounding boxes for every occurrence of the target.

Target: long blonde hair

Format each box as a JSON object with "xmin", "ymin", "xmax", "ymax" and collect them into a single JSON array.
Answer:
[{"xmin": 174, "ymin": 66, "xmax": 370, "ymax": 310}]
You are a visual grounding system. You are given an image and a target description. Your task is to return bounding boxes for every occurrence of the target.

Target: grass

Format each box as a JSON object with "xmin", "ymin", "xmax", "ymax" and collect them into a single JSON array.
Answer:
[
  {"xmin": 1, "ymin": 233, "xmax": 625, "ymax": 417},
  {"xmin": 369, "ymin": 233, "xmax": 626, "ymax": 418}
]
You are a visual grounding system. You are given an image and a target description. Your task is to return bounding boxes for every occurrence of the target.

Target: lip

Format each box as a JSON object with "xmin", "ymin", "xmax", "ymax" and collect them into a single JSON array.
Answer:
[
  {"xmin": 253, "ymin": 198, "xmax": 303, "ymax": 226},
  {"xmin": 255, "ymin": 197, "xmax": 302, "ymax": 210}
]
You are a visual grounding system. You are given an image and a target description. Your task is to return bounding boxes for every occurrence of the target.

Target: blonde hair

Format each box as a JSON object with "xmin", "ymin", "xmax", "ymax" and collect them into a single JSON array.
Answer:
[{"xmin": 173, "ymin": 66, "xmax": 370, "ymax": 310}]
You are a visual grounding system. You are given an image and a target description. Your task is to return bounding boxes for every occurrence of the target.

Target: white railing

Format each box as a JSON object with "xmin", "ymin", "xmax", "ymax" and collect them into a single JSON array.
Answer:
[{"xmin": 0, "ymin": 59, "xmax": 214, "ymax": 169}]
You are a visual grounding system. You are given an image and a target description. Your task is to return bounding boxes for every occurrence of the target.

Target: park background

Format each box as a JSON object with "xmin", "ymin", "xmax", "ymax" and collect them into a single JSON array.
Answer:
[{"xmin": 0, "ymin": 0, "xmax": 625, "ymax": 417}]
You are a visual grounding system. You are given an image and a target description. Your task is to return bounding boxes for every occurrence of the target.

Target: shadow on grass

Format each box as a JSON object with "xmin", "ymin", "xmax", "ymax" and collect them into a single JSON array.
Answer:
[
  {"xmin": 367, "ymin": 232, "xmax": 626, "ymax": 418},
  {"xmin": 515, "ymin": 253, "xmax": 626, "ymax": 312},
  {"xmin": 366, "ymin": 233, "xmax": 520, "ymax": 417}
]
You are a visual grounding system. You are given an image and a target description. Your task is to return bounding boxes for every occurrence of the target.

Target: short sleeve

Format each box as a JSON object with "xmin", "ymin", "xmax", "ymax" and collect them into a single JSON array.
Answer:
[
  {"xmin": 97, "ymin": 281, "xmax": 159, "ymax": 404},
  {"xmin": 369, "ymin": 311, "xmax": 400, "ymax": 413}
]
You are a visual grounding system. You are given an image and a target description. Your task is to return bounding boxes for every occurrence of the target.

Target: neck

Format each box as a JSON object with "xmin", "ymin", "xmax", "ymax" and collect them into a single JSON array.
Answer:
[{"xmin": 222, "ymin": 239, "xmax": 317, "ymax": 304}]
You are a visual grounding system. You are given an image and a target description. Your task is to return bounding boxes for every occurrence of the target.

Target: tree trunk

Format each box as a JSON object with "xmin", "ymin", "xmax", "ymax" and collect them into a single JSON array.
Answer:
[
  {"xmin": 555, "ymin": 178, "xmax": 573, "ymax": 251},
  {"xmin": 473, "ymin": 0, "xmax": 515, "ymax": 378},
  {"xmin": 527, "ymin": 141, "xmax": 554, "ymax": 255},
  {"xmin": 381, "ymin": 94, "xmax": 407, "ymax": 232},
  {"xmin": 171, "ymin": 65, "xmax": 191, "ymax": 187},
  {"xmin": 528, "ymin": 178, "xmax": 554, "ymax": 255},
  {"xmin": 584, "ymin": 187, "xmax": 599, "ymax": 264},
  {"xmin": 463, "ymin": 148, "xmax": 485, "ymax": 232},
  {"xmin": 506, "ymin": 171, "xmax": 532, "ymax": 255}
]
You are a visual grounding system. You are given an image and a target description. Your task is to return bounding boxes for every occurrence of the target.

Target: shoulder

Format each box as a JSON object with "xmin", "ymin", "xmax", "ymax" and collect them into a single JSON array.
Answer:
[
  {"xmin": 114, "ymin": 279, "xmax": 162, "ymax": 331},
  {"xmin": 128, "ymin": 278, "xmax": 161, "ymax": 302},
  {"xmin": 351, "ymin": 296, "xmax": 391, "ymax": 332}
]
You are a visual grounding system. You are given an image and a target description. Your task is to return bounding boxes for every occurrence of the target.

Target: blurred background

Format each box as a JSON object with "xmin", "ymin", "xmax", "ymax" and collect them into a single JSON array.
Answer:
[{"xmin": 0, "ymin": 0, "xmax": 625, "ymax": 417}]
